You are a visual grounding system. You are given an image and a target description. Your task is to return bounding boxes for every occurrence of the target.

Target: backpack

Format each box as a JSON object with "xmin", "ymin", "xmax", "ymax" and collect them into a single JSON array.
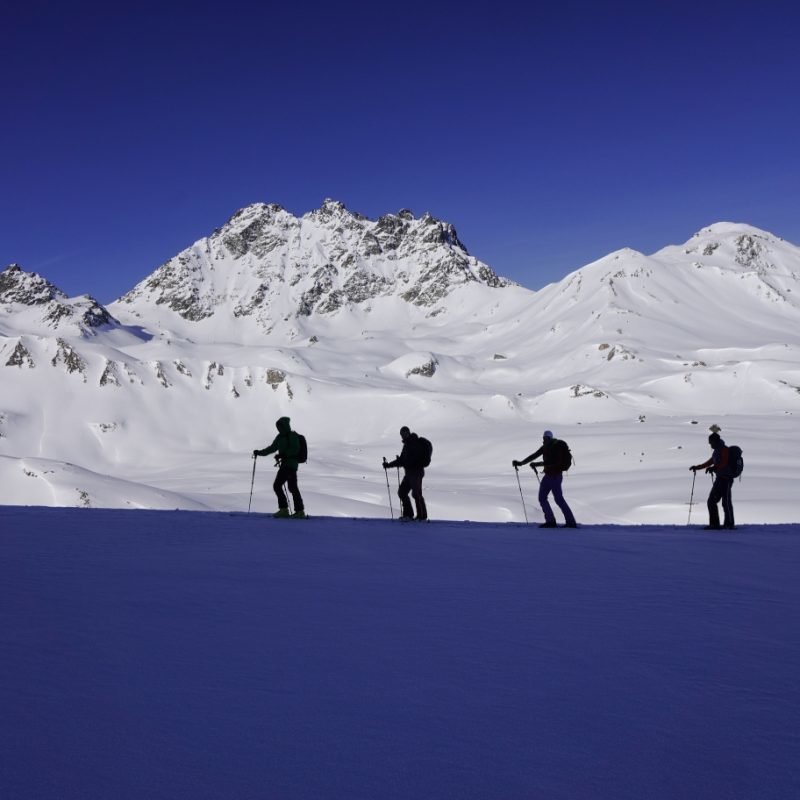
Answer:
[
  {"xmin": 553, "ymin": 438, "xmax": 572, "ymax": 472},
  {"xmin": 296, "ymin": 433, "xmax": 308, "ymax": 464},
  {"xmin": 417, "ymin": 436, "xmax": 433, "ymax": 468},
  {"xmin": 726, "ymin": 445, "xmax": 743, "ymax": 478}
]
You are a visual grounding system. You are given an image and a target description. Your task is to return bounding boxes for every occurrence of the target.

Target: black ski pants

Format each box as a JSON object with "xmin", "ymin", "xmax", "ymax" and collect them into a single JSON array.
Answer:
[
  {"xmin": 398, "ymin": 468, "xmax": 427, "ymax": 520},
  {"xmin": 274, "ymin": 464, "xmax": 304, "ymax": 512},
  {"xmin": 708, "ymin": 475, "xmax": 734, "ymax": 528}
]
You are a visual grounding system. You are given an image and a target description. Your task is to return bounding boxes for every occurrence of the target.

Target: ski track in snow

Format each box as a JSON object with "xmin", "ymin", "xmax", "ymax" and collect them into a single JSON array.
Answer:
[{"xmin": 1, "ymin": 506, "xmax": 798, "ymax": 800}]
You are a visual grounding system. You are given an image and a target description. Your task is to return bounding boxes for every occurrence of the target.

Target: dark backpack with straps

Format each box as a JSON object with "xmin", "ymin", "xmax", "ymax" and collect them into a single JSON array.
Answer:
[
  {"xmin": 726, "ymin": 445, "xmax": 743, "ymax": 478},
  {"xmin": 417, "ymin": 436, "xmax": 432, "ymax": 468},
  {"xmin": 553, "ymin": 438, "xmax": 572, "ymax": 472},
  {"xmin": 296, "ymin": 433, "xmax": 308, "ymax": 464}
]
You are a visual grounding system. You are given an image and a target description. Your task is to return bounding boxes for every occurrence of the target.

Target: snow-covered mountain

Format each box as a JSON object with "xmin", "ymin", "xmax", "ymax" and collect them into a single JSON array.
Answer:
[
  {"xmin": 112, "ymin": 199, "xmax": 510, "ymax": 343},
  {"xmin": 1, "ymin": 203, "xmax": 799, "ymax": 522},
  {"xmin": 0, "ymin": 264, "xmax": 119, "ymax": 338}
]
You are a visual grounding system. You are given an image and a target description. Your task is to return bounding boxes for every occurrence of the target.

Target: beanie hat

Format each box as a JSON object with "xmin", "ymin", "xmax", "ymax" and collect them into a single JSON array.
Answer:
[
  {"xmin": 708, "ymin": 432, "xmax": 721, "ymax": 445},
  {"xmin": 543, "ymin": 430, "xmax": 554, "ymax": 439}
]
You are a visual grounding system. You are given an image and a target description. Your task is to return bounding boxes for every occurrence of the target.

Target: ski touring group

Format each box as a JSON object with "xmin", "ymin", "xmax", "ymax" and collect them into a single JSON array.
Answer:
[{"xmin": 251, "ymin": 418, "xmax": 743, "ymax": 530}]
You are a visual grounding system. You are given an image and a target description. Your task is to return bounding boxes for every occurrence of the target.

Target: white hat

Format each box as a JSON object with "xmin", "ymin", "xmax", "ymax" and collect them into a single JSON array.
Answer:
[{"xmin": 543, "ymin": 430, "xmax": 554, "ymax": 439}]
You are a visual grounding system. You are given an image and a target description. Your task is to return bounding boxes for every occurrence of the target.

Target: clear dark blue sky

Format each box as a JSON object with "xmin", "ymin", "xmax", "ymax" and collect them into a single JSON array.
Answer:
[{"xmin": 3, "ymin": 0, "xmax": 799, "ymax": 302}]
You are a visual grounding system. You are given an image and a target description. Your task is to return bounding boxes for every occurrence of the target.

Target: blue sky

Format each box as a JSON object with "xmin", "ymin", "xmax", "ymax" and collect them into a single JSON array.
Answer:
[{"xmin": 3, "ymin": 0, "xmax": 799, "ymax": 303}]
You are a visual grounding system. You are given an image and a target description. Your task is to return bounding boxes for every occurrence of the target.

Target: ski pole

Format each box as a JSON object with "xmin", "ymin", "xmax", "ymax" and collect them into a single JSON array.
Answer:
[
  {"xmin": 687, "ymin": 469, "xmax": 696, "ymax": 525},
  {"xmin": 248, "ymin": 455, "xmax": 257, "ymax": 514},
  {"xmin": 532, "ymin": 464, "xmax": 541, "ymax": 485},
  {"xmin": 514, "ymin": 466, "xmax": 529, "ymax": 525},
  {"xmin": 383, "ymin": 464, "xmax": 394, "ymax": 519}
]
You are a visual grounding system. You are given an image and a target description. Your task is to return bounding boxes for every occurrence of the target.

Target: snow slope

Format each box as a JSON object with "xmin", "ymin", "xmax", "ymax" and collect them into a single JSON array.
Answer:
[
  {"xmin": 1, "ymin": 205, "xmax": 799, "ymax": 523},
  {"xmin": 1, "ymin": 506, "xmax": 798, "ymax": 800}
]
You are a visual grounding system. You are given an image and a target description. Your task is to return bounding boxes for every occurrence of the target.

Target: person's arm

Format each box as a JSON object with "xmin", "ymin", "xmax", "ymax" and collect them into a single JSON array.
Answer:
[
  {"xmin": 384, "ymin": 448, "xmax": 403, "ymax": 469},
  {"xmin": 254, "ymin": 434, "xmax": 280, "ymax": 458},
  {"xmin": 513, "ymin": 446, "xmax": 543, "ymax": 468},
  {"xmin": 691, "ymin": 456, "xmax": 713, "ymax": 472}
]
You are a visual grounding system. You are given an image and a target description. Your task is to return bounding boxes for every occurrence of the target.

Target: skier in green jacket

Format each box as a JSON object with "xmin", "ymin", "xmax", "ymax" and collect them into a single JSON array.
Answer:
[{"xmin": 253, "ymin": 416, "xmax": 306, "ymax": 518}]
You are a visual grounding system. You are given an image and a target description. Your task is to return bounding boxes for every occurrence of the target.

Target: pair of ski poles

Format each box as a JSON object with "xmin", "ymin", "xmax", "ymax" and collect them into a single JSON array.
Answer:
[
  {"xmin": 514, "ymin": 463, "xmax": 539, "ymax": 524},
  {"xmin": 382, "ymin": 461, "xmax": 402, "ymax": 519}
]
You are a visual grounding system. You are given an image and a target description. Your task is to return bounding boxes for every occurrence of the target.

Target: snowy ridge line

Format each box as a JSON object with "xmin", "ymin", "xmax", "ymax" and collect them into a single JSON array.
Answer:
[{"xmin": 0, "ymin": 505, "xmax": 800, "ymax": 543}]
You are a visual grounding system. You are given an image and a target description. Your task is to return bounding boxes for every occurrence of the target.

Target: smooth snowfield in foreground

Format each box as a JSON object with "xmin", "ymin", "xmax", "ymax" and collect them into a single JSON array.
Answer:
[{"xmin": 1, "ymin": 508, "xmax": 798, "ymax": 800}]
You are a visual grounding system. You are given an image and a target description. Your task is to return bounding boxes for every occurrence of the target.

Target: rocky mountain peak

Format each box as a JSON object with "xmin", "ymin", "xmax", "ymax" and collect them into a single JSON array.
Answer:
[
  {"xmin": 0, "ymin": 263, "xmax": 65, "ymax": 306},
  {"xmin": 113, "ymin": 201, "xmax": 511, "ymax": 337},
  {"xmin": 673, "ymin": 222, "xmax": 796, "ymax": 278},
  {"xmin": 0, "ymin": 264, "xmax": 117, "ymax": 335}
]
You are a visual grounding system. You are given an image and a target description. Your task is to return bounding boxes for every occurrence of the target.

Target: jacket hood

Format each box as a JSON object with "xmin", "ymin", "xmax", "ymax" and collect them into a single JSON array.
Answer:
[{"xmin": 276, "ymin": 416, "xmax": 291, "ymax": 433}]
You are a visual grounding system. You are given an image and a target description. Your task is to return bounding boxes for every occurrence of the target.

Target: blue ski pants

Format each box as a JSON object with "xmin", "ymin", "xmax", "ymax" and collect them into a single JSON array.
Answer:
[{"xmin": 539, "ymin": 473, "xmax": 576, "ymax": 526}]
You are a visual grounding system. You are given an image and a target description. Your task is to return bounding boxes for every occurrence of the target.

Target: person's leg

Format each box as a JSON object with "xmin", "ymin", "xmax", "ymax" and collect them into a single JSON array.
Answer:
[
  {"xmin": 550, "ymin": 475, "xmax": 577, "ymax": 526},
  {"xmin": 707, "ymin": 479, "xmax": 722, "ymax": 527},
  {"xmin": 273, "ymin": 465, "xmax": 289, "ymax": 509},
  {"xmin": 721, "ymin": 478, "xmax": 734, "ymax": 528},
  {"xmin": 409, "ymin": 470, "xmax": 426, "ymax": 519},
  {"xmin": 398, "ymin": 475, "xmax": 414, "ymax": 518},
  {"xmin": 286, "ymin": 468, "xmax": 304, "ymax": 513},
  {"xmin": 538, "ymin": 476, "xmax": 556, "ymax": 525}
]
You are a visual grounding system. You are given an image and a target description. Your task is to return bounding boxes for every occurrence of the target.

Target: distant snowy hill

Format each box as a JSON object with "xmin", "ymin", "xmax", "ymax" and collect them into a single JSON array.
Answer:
[{"xmin": 1, "ymin": 203, "xmax": 799, "ymax": 522}]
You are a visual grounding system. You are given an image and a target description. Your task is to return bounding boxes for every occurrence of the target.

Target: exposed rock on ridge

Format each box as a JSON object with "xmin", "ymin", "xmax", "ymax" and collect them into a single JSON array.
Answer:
[{"xmin": 0, "ymin": 264, "xmax": 117, "ymax": 334}]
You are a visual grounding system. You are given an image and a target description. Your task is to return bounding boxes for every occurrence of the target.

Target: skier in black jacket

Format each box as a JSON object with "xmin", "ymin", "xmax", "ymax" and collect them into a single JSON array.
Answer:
[
  {"xmin": 690, "ymin": 431, "xmax": 735, "ymax": 529},
  {"xmin": 383, "ymin": 426, "xmax": 428, "ymax": 521},
  {"xmin": 513, "ymin": 429, "xmax": 577, "ymax": 528},
  {"xmin": 253, "ymin": 416, "xmax": 305, "ymax": 519}
]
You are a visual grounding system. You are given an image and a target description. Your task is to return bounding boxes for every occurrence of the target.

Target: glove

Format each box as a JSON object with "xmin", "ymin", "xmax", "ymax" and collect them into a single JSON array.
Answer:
[
  {"xmin": 690, "ymin": 465, "xmax": 697, "ymax": 472},
  {"xmin": 253, "ymin": 449, "xmax": 259, "ymax": 458},
  {"xmin": 382, "ymin": 458, "xmax": 388, "ymax": 469},
  {"xmin": 512, "ymin": 460, "xmax": 520, "ymax": 468}
]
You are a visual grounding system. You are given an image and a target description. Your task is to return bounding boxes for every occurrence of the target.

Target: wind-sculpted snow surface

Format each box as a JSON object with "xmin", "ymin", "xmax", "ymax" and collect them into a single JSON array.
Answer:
[
  {"xmin": 1, "ymin": 208, "xmax": 799, "ymax": 522},
  {"xmin": 1, "ymin": 507, "xmax": 798, "ymax": 799}
]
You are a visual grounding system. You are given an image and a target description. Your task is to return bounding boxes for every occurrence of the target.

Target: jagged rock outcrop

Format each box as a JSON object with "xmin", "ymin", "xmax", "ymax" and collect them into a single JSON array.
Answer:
[
  {"xmin": 51, "ymin": 338, "xmax": 87, "ymax": 380},
  {"xmin": 6, "ymin": 341, "xmax": 36, "ymax": 368}
]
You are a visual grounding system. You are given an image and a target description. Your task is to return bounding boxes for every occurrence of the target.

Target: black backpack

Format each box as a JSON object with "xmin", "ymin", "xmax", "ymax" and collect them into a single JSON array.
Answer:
[
  {"xmin": 417, "ymin": 436, "xmax": 433, "ymax": 468},
  {"xmin": 553, "ymin": 439, "xmax": 572, "ymax": 472},
  {"xmin": 727, "ymin": 445, "xmax": 743, "ymax": 478},
  {"xmin": 296, "ymin": 433, "xmax": 308, "ymax": 464}
]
